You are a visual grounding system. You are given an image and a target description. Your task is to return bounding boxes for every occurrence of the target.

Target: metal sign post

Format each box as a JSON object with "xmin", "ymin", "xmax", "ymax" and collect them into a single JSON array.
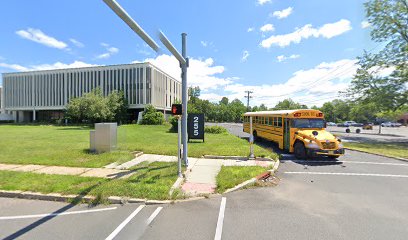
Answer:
[
  {"xmin": 249, "ymin": 116, "xmax": 255, "ymax": 159},
  {"xmin": 103, "ymin": 0, "xmax": 190, "ymax": 171},
  {"xmin": 177, "ymin": 116, "xmax": 182, "ymax": 177},
  {"xmin": 159, "ymin": 31, "xmax": 189, "ymax": 166}
]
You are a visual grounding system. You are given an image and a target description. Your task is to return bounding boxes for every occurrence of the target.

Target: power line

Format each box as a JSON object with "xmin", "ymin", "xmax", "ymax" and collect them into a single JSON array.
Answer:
[{"xmin": 269, "ymin": 43, "xmax": 383, "ymax": 98}]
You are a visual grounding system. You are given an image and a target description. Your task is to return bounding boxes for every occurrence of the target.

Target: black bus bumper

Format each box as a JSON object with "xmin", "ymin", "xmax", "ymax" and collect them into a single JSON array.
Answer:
[{"xmin": 306, "ymin": 148, "xmax": 345, "ymax": 157}]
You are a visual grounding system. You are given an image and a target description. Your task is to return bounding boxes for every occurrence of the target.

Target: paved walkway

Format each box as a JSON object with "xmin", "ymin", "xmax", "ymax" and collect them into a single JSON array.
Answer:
[{"xmin": 0, "ymin": 163, "xmax": 133, "ymax": 179}]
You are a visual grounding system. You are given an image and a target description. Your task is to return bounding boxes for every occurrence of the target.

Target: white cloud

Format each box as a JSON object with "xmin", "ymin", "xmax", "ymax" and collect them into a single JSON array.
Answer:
[
  {"xmin": 201, "ymin": 41, "xmax": 208, "ymax": 47},
  {"xmin": 96, "ymin": 43, "xmax": 119, "ymax": 59},
  {"xmin": 361, "ymin": 20, "xmax": 371, "ymax": 29},
  {"xmin": 222, "ymin": 59, "xmax": 358, "ymax": 107},
  {"xmin": 0, "ymin": 61, "xmax": 97, "ymax": 72},
  {"xmin": 277, "ymin": 54, "xmax": 300, "ymax": 62},
  {"xmin": 247, "ymin": 27, "xmax": 254, "ymax": 32},
  {"xmin": 241, "ymin": 50, "xmax": 250, "ymax": 62},
  {"xmin": 261, "ymin": 19, "xmax": 352, "ymax": 48},
  {"xmin": 200, "ymin": 93, "xmax": 224, "ymax": 102},
  {"xmin": 257, "ymin": 0, "xmax": 271, "ymax": 5},
  {"xmin": 16, "ymin": 28, "xmax": 68, "ymax": 49},
  {"xmin": 135, "ymin": 54, "xmax": 237, "ymax": 91},
  {"xmin": 260, "ymin": 24, "xmax": 275, "ymax": 32},
  {"xmin": 69, "ymin": 38, "xmax": 84, "ymax": 48},
  {"xmin": 0, "ymin": 63, "xmax": 29, "ymax": 72},
  {"xmin": 271, "ymin": 7, "xmax": 293, "ymax": 19}
]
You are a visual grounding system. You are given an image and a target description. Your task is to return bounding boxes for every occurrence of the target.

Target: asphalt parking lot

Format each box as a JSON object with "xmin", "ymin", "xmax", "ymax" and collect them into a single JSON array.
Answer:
[{"xmin": 1, "ymin": 123, "xmax": 408, "ymax": 240}]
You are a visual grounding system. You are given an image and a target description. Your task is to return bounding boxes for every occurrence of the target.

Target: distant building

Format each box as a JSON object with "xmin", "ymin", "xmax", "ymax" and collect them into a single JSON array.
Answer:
[{"xmin": 1, "ymin": 63, "xmax": 181, "ymax": 122}]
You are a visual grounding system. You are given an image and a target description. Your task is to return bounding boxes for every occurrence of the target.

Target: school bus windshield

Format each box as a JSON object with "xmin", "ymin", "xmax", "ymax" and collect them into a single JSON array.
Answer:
[{"xmin": 292, "ymin": 119, "xmax": 325, "ymax": 128}]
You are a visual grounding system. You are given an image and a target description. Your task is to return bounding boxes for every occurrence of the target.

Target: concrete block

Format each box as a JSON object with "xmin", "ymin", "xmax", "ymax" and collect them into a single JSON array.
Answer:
[
  {"xmin": 95, "ymin": 122, "xmax": 117, "ymax": 153},
  {"xmin": 90, "ymin": 130, "xmax": 96, "ymax": 152}
]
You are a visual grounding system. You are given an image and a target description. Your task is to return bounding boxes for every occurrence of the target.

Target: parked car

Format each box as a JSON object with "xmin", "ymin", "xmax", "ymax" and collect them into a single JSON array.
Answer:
[
  {"xmin": 326, "ymin": 122, "xmax": 336, "ymax": 126},
  {"xmin": 338, "ymin": 121, "xmax": 363, "ymax": 127},
  {"xmin": 381, "ymin": 122, "xmax": 402, "ymax": 127}
]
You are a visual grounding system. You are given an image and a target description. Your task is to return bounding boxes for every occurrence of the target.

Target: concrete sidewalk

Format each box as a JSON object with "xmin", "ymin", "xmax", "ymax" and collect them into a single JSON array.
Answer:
[{"xmin": 0, "ymin": 163, "xmax": 133, "ymax": 179}]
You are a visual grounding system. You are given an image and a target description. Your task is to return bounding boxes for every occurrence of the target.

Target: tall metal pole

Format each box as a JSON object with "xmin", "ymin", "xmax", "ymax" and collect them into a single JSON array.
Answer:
[
  {"xmin": 177, "ymin": 117, "xmax": 182, "ymax": 177},
  {"xmin": 181, "ymin": 33, "xmax": 189, "ymax": 166}
]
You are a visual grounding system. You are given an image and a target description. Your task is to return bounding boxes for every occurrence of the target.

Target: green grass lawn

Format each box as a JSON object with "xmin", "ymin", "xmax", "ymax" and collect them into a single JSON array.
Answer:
[
  {"xmin": 216, "ymin": 166, "xmax": 268, "ymax": 193},
  {"xmin": 0, "ymin": 162, "xmax": 181, "ymax": 200},
  {"xmin": 0, "ymin": 124, "xmax": 276, "ymax": 167},
  {"xmin": 344, "ymin": 142, "xmax": 408, "ymax": 159}
]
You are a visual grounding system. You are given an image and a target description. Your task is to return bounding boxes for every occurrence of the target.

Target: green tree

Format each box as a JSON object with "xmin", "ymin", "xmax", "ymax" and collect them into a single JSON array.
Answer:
[
  {"xmin": 107, "ymin": 91, "xmax": 129, "ymax": 123},
  {"xmin": 140, "ymin": 105, "xmax": 164, "ymax": 125},
  {"xmin": 273, "ymin": 99, "xmax": 306, "ymax": 110},
  {"xmin": 320, "ymin": 102, "xmax": 336, "ymax": 122},
  {"xmin": 65, "ymin": 88, "xmax": 118, "ymax": 123},
  {"xmin": 348, "ymin": 0, "xmax": 408, "ymax": 111}
]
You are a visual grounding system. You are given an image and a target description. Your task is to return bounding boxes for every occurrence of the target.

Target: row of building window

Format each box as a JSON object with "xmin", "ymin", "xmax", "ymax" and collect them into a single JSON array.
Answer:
[
  {"xmin": 2, "ymin": 65, "xmax": 181, "ymax": 109},
  {"xmin": 243, "ymin": 116, "xmax": 283, "ymax": 127}
]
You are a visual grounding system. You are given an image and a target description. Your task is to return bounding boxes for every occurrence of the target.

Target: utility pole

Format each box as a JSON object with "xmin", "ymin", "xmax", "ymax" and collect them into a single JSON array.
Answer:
[{"xmin": 244, "ymin": 90, "xmax": 253, "ymax": 111}]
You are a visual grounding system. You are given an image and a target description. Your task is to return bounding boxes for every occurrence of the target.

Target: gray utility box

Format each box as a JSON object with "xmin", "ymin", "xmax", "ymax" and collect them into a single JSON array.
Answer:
[{"xmin": 90, "ymin": 123, "xmax": 117, "ymax": 153}]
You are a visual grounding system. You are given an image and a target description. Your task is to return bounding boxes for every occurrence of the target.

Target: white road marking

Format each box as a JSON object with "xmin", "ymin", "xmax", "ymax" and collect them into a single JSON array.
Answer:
[
  {"xmin": 0, "ymin": 207, "xmax": 117, "ymax": 220},
  {"xmin": 146, "ymin": 207, "xmax": 163, "ymax": 226},
  {"xmin": 291, "ymin": 160, "xmax": 408, "ymax": 167},
  {"xmin": 105, "ymin": 205, "xmax": 145, "ymax": 240},
  {"xmin": 285, "ymin": 172, "xmax": 408, "ymax": 178},
  {"xmin": 214, "ymin": 197, "xmax": 227, "ymax": 240}
]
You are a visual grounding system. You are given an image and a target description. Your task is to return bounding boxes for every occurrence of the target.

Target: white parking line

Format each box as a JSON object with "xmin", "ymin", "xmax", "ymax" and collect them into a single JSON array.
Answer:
[
  {"xmin": 285, "ymin": 171, "xmax": 408, "ymax": 178},
  {"xmin": 214, "ymin": 197, "xmax": 227, "ymax": 240},
  {"xmin": 146, "ymin": 207, "xmax": 163, "ymax": 226},
  {"xmin": 291, "ymin": 160, "xmax": 408, "ymax": 167},
  {"xmin": 0, "ymin": 206, "xmax": 117, "ymax": 220},
  {"xmin": 105, "ymin": 205, "xmax": 145, "ymax": 240}
]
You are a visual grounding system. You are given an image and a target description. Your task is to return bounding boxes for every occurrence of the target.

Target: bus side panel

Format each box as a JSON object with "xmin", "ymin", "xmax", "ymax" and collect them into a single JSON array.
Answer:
[{"xmin": 254, "ymin": 125, "xmax": 284, "ymax": 150}]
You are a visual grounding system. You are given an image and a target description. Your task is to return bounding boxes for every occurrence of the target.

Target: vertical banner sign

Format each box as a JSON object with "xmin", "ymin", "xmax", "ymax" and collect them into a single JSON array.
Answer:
[{"xmin": 188, "ymin": 114, "xmax": 205, "ymax": 142}]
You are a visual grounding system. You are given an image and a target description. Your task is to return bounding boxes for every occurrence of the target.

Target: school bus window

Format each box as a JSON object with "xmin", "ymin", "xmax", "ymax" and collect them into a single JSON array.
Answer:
[{"xmin": 277, "ymin": 117, "xmax": 282, "ymax": 127}]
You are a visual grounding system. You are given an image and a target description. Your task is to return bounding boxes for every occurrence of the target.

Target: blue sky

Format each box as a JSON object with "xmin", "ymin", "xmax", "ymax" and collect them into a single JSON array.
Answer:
[{"xmin": 0, "ymin": 0, "xmax": 377, "ymax": 107}]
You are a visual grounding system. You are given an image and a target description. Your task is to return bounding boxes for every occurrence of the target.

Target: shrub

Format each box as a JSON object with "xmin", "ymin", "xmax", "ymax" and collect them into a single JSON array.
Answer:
[
  {"xmin": 140, "ymin": 105, "xmax": 164, "ymax": 125},
  {"xmin": 168, "ymin": 116, "xmax": 179, "ymax": 132},
  {"xmin": 205, "ymin": 126, "xmax": 227, "ymax": 134}
]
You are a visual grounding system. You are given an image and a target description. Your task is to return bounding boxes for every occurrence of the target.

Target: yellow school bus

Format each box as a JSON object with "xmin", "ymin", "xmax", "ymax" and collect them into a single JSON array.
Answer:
[{"xmin": 243, "ymin": 109, "xmax": 345, "ymax": 159}]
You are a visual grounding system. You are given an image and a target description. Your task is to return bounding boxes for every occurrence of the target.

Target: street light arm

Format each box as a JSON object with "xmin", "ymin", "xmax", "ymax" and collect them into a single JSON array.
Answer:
[
  {"xmin": 158, "ymin": 31, "xmax": 186, "ymax": 65},
  {"xmin": 103, "ymin": 0, "xmax": 160, "ymax": 52}
]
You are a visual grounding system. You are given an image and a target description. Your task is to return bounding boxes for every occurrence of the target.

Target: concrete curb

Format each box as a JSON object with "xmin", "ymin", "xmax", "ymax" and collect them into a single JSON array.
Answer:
[
  {"xmin": 203, "ymin": 155, "xmax": 248, "ymax": 160},
  {"xmin": 0, "ymin": 190, "xmax": 181, "ymax": 205},
  {"xmin": 345, "ymin": 148, "xmax": 408, "ymax": 162},
  {"xmin": 168, "ymin": 177, "xmax": 184, "ymax": 197},
  {"xmin": 223, "ymin": 158, "xmax": 280, "ymax": 194}
]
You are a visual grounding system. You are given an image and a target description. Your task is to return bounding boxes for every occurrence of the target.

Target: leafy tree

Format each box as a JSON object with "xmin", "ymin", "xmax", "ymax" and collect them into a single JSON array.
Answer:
[
  {"xmin": 273, "ymin": 99, "xmax": 306, "ymax": 110},
  {"xmin": 219, "ymin": 97, "xmax": 229, "ymax": 105},
  {"xmin": 258, "ymin": 104, "xmax": 268, "ymax": 111},
  {"xmin": 66, "ymin": 88, "xmax": 123, "ymax": 124},
  {"xmin": 348, "ymin": 0, "xmax": 408, "ymax": 111},
  {"xmin": 140, "ymin": 105, "xmax": 164, "ymax": 125},
  {"xmin": 188, "ymin": 86, "xmax": 201, "ymax": 104},
  {"xmin": 107, "ymin": 91, "xmax": 129, "ymax": 123},
  {"xmin": 320, "ymin": 102, "xmax": 336, "ymax": 122}
]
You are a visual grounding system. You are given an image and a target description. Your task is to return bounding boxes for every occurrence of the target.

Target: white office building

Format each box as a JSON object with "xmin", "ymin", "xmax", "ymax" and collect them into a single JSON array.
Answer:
[{"xmin": 1, "ymin": 63, "xmax": 181, "ymax": 122}]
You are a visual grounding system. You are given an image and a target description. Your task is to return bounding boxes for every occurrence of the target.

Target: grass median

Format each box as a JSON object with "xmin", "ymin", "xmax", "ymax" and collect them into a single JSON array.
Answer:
[
  {"xmin": 0, "ymin": 124, "xmax": 276, "ymax": 167},
  {"xmin": 344, "ymin": 142, "xmax": 408, "ymax": 159},
  {"xmin": 0, "ymin": 161, "xmax": 182, "ymax": 200},
  {"xmin": 216, "ymin": 166, "xmax": 268, "ymax": 193}
]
